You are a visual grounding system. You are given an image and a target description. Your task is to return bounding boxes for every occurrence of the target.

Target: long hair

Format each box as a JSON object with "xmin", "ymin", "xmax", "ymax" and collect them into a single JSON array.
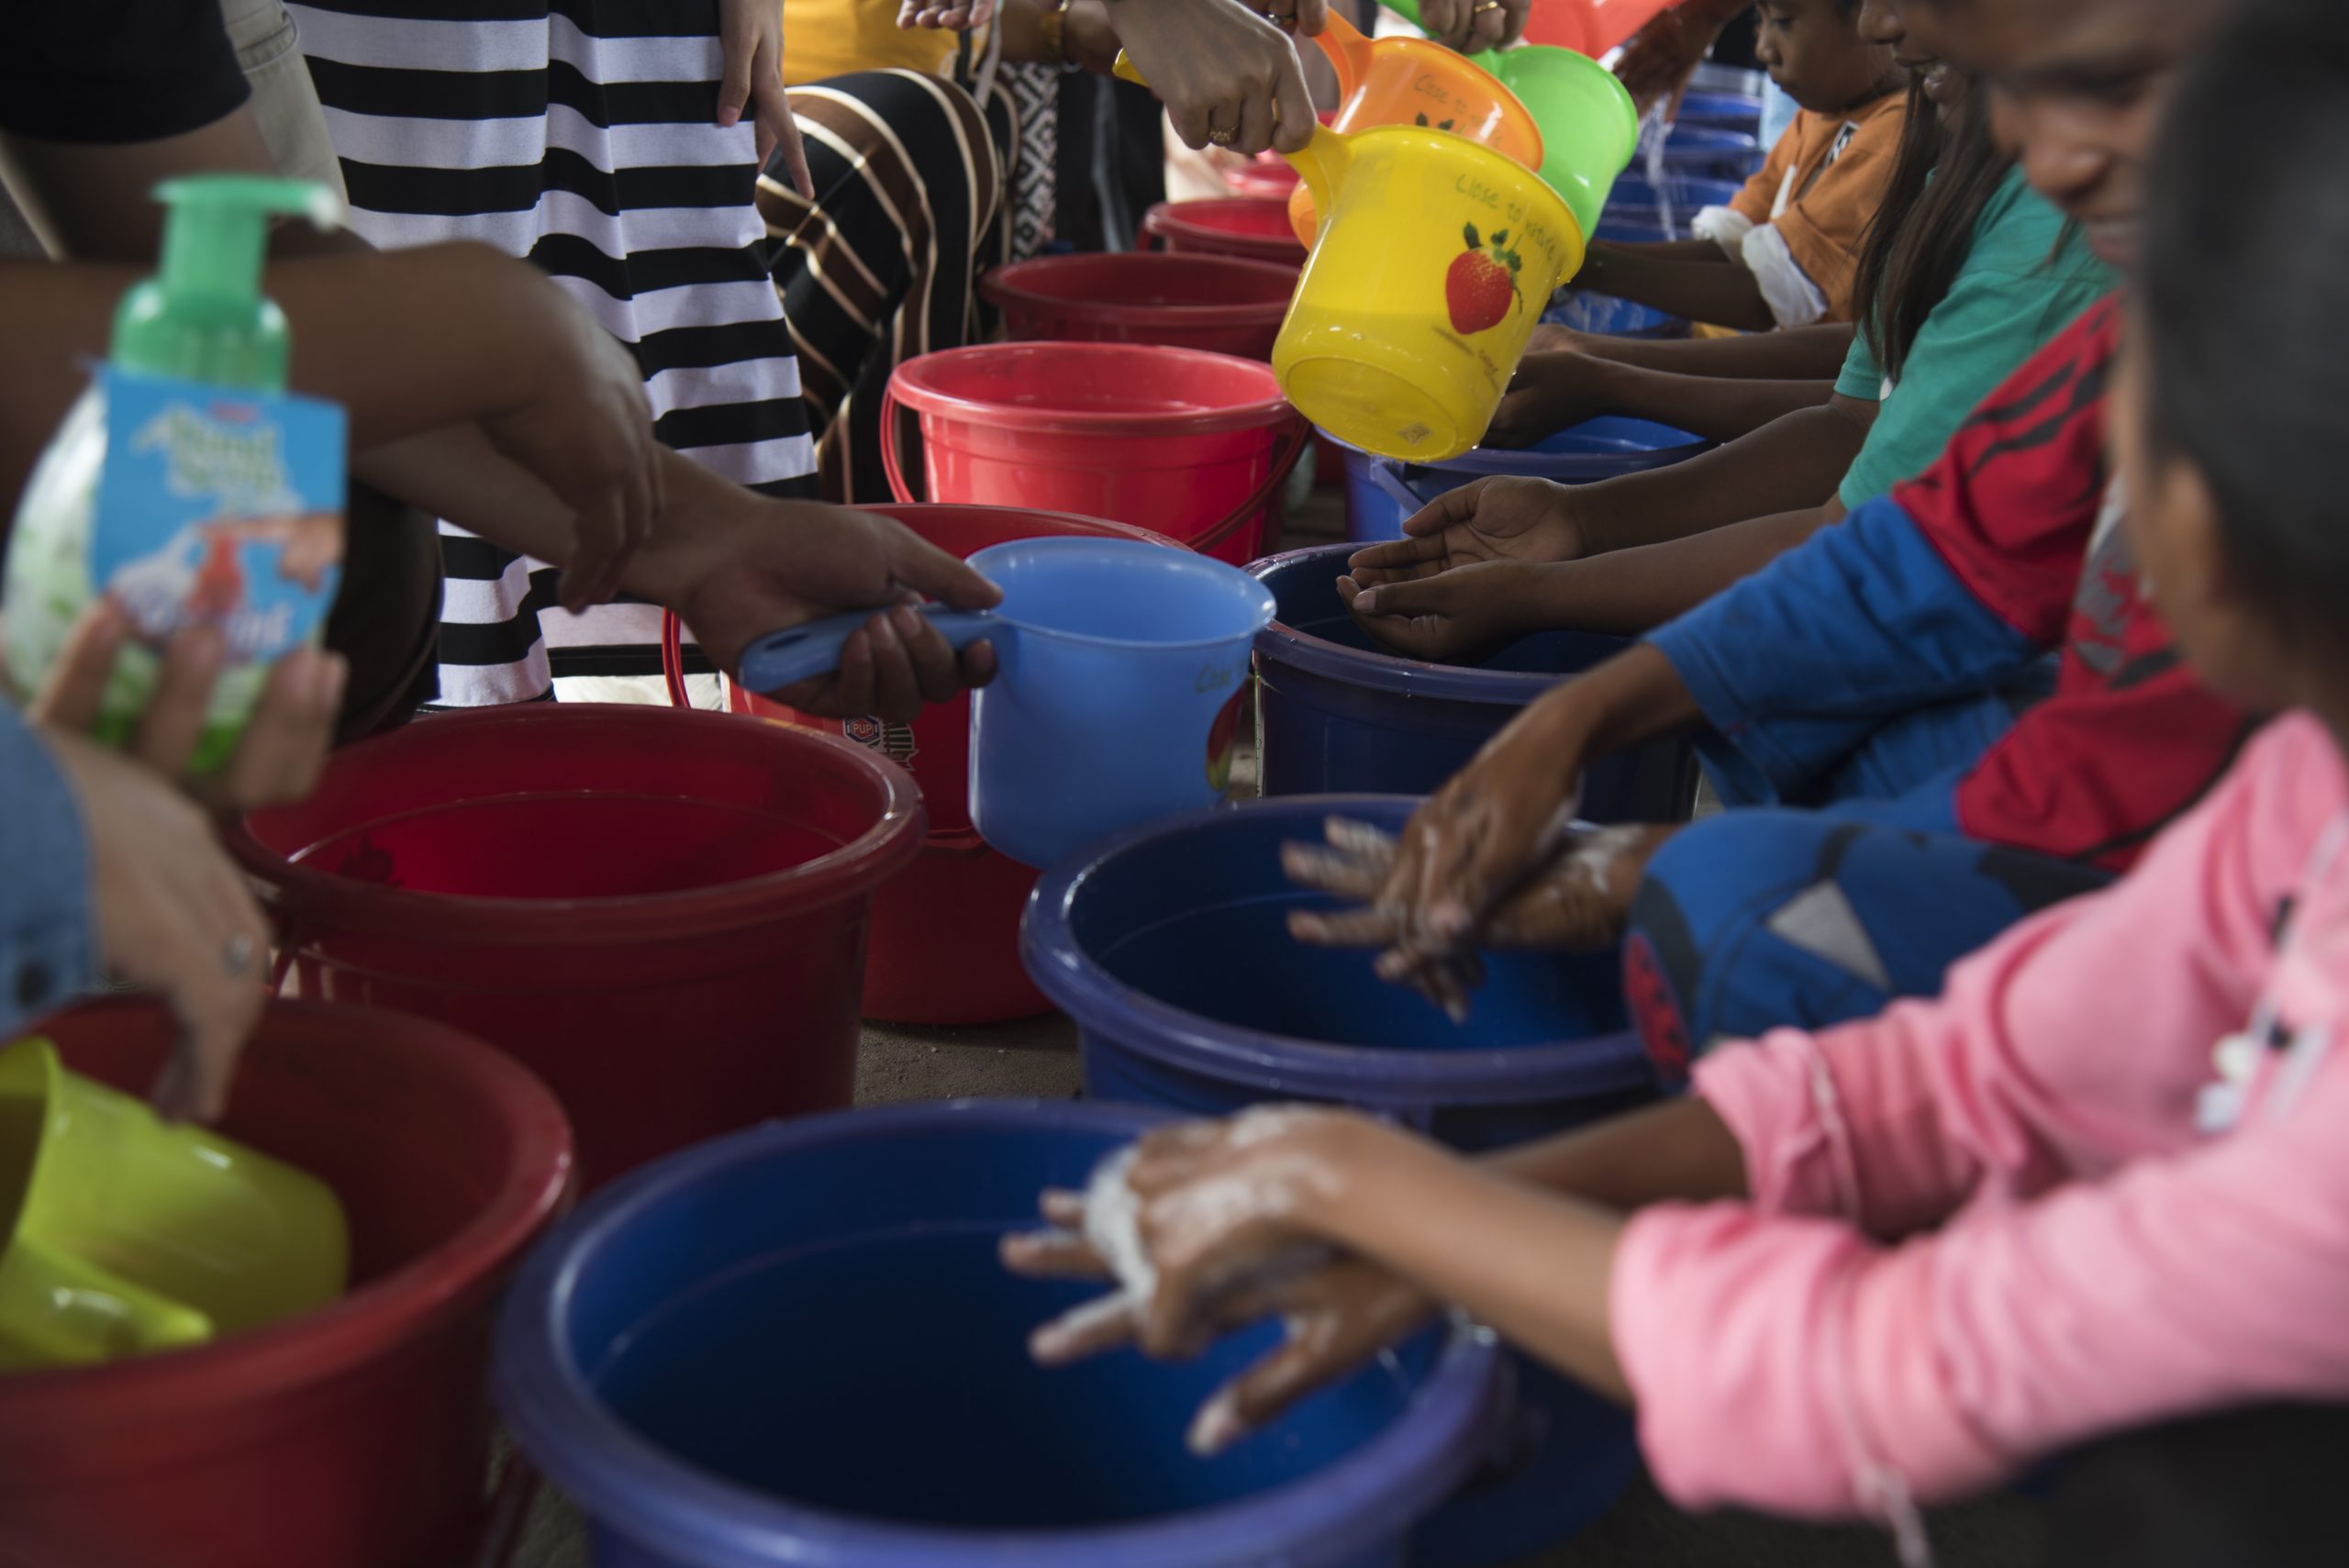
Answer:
[{"xmin": 1851, "ymin": 74, "xmax": 2010, "ymax": 382}]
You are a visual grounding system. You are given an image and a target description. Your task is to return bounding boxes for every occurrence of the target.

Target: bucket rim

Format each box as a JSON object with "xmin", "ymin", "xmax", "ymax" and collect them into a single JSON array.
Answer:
[
  {"xmin": 0, "ymin": 996, "xmax": 572, "ymax": 1431},
  {"xmin": 890, "ymin": 342, "xmax": 1296, "ymax": 439},
  {"xmin": 1021, "ymin": 796, "xmax": 1657, "ymax": 1107},
  {"xmin": 1141, "ymin": 198, "xmax": 1310, "ymax": 259},
  {"xmin": 1318, "ymin": 418, "xmax": 1710, "ymax": 478},
  {"xmin": 1248, "ymin": 543, "xmax": 1606, "ymax": 706},
  {"xmin": 494, "ymin": 1099, "xmax": 1505, "ymax": 1568},
  {"xmin": 979, "ymin": 254, "xmax": 1300, "ymax": 329},
  {"xmin": 228, "ymin": 707, "xmax": 925, "ymax": 943},
  {"xmin": 969, "ymin": 537, "xmax": 1279, "ymax": 654}
]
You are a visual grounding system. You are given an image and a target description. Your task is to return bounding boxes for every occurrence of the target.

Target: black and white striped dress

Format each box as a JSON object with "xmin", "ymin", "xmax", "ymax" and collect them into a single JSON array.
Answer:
[{"xmin": 291, "ymin": 0, "xmax": 818, "ymax": 706}]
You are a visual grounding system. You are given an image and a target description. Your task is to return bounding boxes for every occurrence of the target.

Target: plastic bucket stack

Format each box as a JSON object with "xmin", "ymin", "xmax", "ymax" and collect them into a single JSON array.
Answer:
[
  {"xmin": 496, "ymin": 1101, "xmax": 1506, "ymax": 1568},
  {"xmin": 1023, "ymin": 797, "xmax": 1661, "ymax": 1565},
  {"xmin": 0, "ymin": 997, "xmax": 570, "ymax": 1568},
  {"xmin": 1141, "ymin": 198, "xmax": 1309, "ymax": 269},
  {"xmin": 230, "ymin": 706, "xmax": 919, "ymax": 1189},
  {"xmin": 884, "ymin": 342, "xmax": 1306, "ymax": 566}
]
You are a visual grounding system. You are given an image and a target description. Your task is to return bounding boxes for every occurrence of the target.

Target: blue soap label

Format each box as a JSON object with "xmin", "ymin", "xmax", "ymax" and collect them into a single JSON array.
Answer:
[{"xmin": 93, "ymin": 366, "xmax": 346, "ymax": 665}]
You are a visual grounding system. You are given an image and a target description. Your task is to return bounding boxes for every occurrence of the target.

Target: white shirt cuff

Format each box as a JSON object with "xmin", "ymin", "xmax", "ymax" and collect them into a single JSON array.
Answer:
[{"xmin": 1740, "ymin": 222, "xmax": 1831, "ymax": 328}]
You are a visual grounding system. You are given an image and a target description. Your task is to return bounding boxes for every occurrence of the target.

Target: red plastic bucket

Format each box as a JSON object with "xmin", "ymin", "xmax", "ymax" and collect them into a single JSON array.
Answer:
[
  {"xmin": 981, "ymin": 252, "xmax": 1298, "ymax": 361},
  {"xmin": 882, "ymin": 342, "xmax": 1307, "ymax": 565},
  {"xmin": 0, "ymin": 996, "xmax": 570, "ymax": 1568},
  {"xmin": 228, "ymin": 706, "xmax": 920, "ymax": 1189},
  {"xmin": 1224, "ymin": 156, "xmax": 1302, "ymax": 197},
  {"xmin": 1141, "ymin": 197, "xmax": 1309, "ymax": 268},
  {"xmin": 657, "ymin": 504, "xmax": 1185, "ymax": 1025}
]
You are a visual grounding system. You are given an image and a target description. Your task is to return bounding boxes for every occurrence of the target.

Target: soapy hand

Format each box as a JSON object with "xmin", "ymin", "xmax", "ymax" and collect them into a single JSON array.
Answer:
[
  {"xmin": 1344, "ymin": 476, "xmax": 1587, "ymax": 594},
  {"xmin": 1008, "ymin": 1109, "xmax": 1440, "ymax": 1454},
  {"xmin": 1416, "ymin": 0, "xmax": 1530, "ymax": 54},
  {"xmin": 40, "ymin": 725, "xmax": 273, "ymax": 1122},
  {"xmin": 1114, "ymin": 0, "xmax": 1320, "ymax": 156},
  {"xmin": 1339, "ymin": 558, "xmax": 1552, "ymax": 664},
  {"xmin": 1285, "ymin": 814, "xmax": 1674, "ymax": 962},
  {"xmin": 26, "ymin": 602, "xmax": 346, "ymax": 812},
  {"xmin": 634, "ymin": 489, "xmax": 1002, "ymax": 721}
]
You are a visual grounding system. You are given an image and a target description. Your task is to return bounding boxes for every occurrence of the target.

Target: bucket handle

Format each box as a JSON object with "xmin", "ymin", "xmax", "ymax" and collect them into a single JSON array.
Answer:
[
  {"xmin": 1186, "ymin": 414, "xmax": 1314, "ymax": 557},
  {"xmin": 1310, "ymin": 9, "xmax": 1373, "ymax": 104},
  {"xmin": 881, "ymin": 381, "xmax": 921, "ymax": 506}
]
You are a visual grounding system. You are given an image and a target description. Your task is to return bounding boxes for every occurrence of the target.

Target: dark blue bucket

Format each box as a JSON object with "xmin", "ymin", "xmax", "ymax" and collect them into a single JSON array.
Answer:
[
  {"xmin": 1673, "ymin": 91, "xmax": 1765, "ymax": 130},
  {"xmin": 1329, "ymin": 417, "xmax": 1713, "ymax": 544},
  {"xmin": 1603, "ymin": 173, "xmax": 1746, "ymax": 214},
  {"xmin": 1248, "ymin": 544, "xmax": 1699, "ymax": 823},
  {"xmin": 1542, "ymin": 290, "xmax": 1688, "ymax": 339},
  {"xmin": 1660, "ymin": 124, "xmax": 1765, "ymax": 177},
  {"xmin": 495, "ymin": 1100, "xmax": 1507, "ymax": 1568},
  {"xmin": 1022, "ymin": 795, "xmax": 1659, "ymax": 1566}
]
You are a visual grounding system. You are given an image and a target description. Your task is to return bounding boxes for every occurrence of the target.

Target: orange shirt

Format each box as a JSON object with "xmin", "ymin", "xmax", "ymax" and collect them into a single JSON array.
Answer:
[{"xmin": 1727, "ymin": 92, "xmax": 1907, "ymax": 322}]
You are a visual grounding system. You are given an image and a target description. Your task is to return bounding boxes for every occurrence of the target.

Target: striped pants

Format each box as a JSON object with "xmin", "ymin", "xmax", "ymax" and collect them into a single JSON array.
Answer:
[{"xmin": 763, "ymin": 69, "xmax": 1021, "ymax": 504}]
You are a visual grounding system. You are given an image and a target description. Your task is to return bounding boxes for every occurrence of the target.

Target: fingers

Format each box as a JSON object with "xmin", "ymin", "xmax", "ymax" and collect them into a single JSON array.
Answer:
[
  {"xmin": 716, "ymin": 22, "xmax": 753, "ymax": 127},
  {"xmin": 130, "ymin": 625, "xmax": 228, "ymax": 776},
  {"xmin": 1497, "ymin": 0, "xmax": 1530, "ymax": 49},
  {"xmin": 28, "ymin": 602, "xmax": 131, "ymax": 726},
  {"xmin": 1000, "ymin": 1227, "xmax": 1115, "ymax": 1281},
  {"xmin": 150, "ymin": 863, "xmax": 271, "ymax": 1124},
  {"xmin": 768, "ymin": 86, "xmax": 816, "ymax": 199},
  {"xmin": 1030, "ymin": 1289, "xmax": 1141, "ymax": 1366},
  {"xmin": 880, "ymin": 519, "xmax": 1004, "ymax": 612},
  {"xmin": 1400, "ymin": 478, "xmax": 1488, "ymax": 539},
  {"xmin": 1041, "ymin": 1187, "xmax": 1087, "ymax": 1229},
  {"xmin": 1345, "ymin": 534, "xmax": 1447, "ymax": 575},
  {"xmin": 1419, "ymin": 0, "xmax": 1465, "ymax": 50},
  {"xmin": 1469, "ymin": 0, "xmax": 1511, "ymax": 51},
  {"xmin": 1294, "ymin": 0, "xmax": 1329, "ymax": 36},
  {"xmin": 206, "ymin": 650, "xmax": 348, "ymax": 812},
  {"xmin": 1287, "ymin": 906, "xmax": 1402, "ymax": 948},
  {"xmin": 1269, "ymin": 48, "xmax": 1317, "ymax": 156},
  {"xmin": 1188, "ymin": 1329, "xmax": 1350, "ymax": 1456},
  {"xmin": 889, "ymin": 604, "xmax": 966, "ymax": 706},
  {"xmin": 771, "ymin": 622, "xmax": 876, "ymax": 715},
  {"xmin": 958, "ymin": 639, "xmax": 998, "ymax": 691},
  {"xmin": 1236, "ymin": 91, "xmax": 1280, "ymax": 162}
]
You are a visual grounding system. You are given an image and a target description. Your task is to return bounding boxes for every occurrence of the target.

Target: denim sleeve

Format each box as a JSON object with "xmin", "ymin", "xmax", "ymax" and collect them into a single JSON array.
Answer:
[
  {"xmin": 0, "ymin": 708, "xmax": 99, "ymax": 1038},
  {"xmin": 1646, "ymin": 494, "xmax": 2042, "ymax": 803}
]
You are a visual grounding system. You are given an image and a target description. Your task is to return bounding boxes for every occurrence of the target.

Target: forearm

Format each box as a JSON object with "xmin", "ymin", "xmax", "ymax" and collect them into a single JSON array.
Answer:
[
  {"xmin": 1316, "ymin": 1127, "xmax": 1632, "ymax": 1403},
  {"xmin": 1517, "ymin": 506, "xmax": 1834, "ymax": 636},
  {"xmin": 1486, "ymin": 1096, "xmax": 1749, "ymax": 1208},
  {"xmin": 1506, "ymin": 640, "xmax": 1705, "ymax": 770},
  {"xmin": 1577, "ymin": 243, "xmax": 1778, "ymax": 333},
  {"xmin": 1570, "ymin": 323, "xmax": 1856, "ymax": 381},
  {"xmin": 1574, "ymin": 404, "xmax": 1868, "ymax": 555},
  {"xmin": 1582, "ymin": 359, "xmax": 1834, "ymax": 444}
]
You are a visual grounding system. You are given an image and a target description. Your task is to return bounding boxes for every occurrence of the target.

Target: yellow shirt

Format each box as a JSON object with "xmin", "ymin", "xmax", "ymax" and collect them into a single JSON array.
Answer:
[{"xmin": 783, "ymin": 0, "xmax": 965, "ymax": 86}]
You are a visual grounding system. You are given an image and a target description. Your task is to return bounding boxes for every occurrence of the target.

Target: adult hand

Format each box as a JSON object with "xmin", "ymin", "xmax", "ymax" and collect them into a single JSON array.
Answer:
[
  {"xmin": 720, "ymin": 0, "xmax": 811, "ymax": 189},
  {"xmin": 42, "ymin": 727, "xmax": 273, "ymax": 1122},
  {"xmin": 1344, "ymin": 476, "xmax": 1586, "ymax": 592},
  {"xmin": 1417, "ymin": 0, "xmax": 1529, "ymax": 54},
  {"xmin": 1117, "ymin": 0, "xmax": 1317, "ymax": 156},
  {"xmin": 1061, "ymin": 0, "xmax": 1124, "ymax": 75},
  {"xmin": 1613, "ymin": 0, "xmax": 1735, "ymax": 118},
  {"xmin": 898, "ymin": 0, "xmax": 999, "ymax": 30},
  {"xmin": 27, "ymin": 602, "xmax": 347, "ymax": 812},
  {"xmin": 1008, "ymin": 1179, "xmax": 1438, "ymax": 1454},
  {"xmin": 476, "ymin": 261, "xmax": 666, "ymax": 615},
  {"xmin": 1339, "ymin": 559, "xmax": 1550, "ymax": 665},
  {"xmin": 1286, "ymin": 814, "xmax": 1673, "ymax": 957},
  {"xmin": 1486, "ymin": 351, "xmax": 1618, "ymax": 450},
  {"xmin": 635, "ymin": 489, "xmax": 1004, "ymax": 722}
]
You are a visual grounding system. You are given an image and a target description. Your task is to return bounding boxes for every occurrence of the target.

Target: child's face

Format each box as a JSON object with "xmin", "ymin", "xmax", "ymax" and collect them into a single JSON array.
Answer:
[
  {"xmin": 2112, "ymin": 321, "xmax": 2293, "ymax": 714},
  {"xmin": 1923, "ymin": 0, "xmax": 2222, "ymax": 268},
  {"xmin": 1857, "ymin": 0, "xmax": 1962, "ymax": 114},
  {"xmin": 1753, "ymin": 0, "xmax": 1902, "ymax": 116}
]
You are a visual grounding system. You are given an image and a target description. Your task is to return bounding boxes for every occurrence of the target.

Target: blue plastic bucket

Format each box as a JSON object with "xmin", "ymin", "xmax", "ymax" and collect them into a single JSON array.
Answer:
[
  {"xmin": 1542, "ymin": 290, "xmax": 1687, "ymax": 339},
  {"xmin": 1659, "ymin": 123, "xmax": 1765, "ymax": 177},
  {"xmin": 1603, "ymin": 173, "xmax": 1745, "ymax": 214},
  {"xmin": 1672, "ymin": 91, "xmax": 1765, "ymax": 130},
  {"xmin": 1330, "ymin": 417, "xmax": 1713, "ymax": 544},
  {"xmin": 1246, "ymin": 544, "xmax": 1698, "ymax": 823},
  {"xmin": 495, "ymin": 1100, "xmax": 1508, "ymax": 1568},
  {"xmin": 1022, "ymin": 796, "xmax": 1658, "ymax": 1566},
  {"xmin": 740, "ymin": 538, "xmax": 1275, "ymax": 869}
]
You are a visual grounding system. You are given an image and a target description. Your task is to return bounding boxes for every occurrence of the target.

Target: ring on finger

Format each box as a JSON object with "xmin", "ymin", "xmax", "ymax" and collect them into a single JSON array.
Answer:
[
  {"xmin": 1472, "ymin": 1, "xmax": 1503, "ymax": 11},
  {"xmin": 1205, "ymin": 115, "xmax": 1236, "ymax": 146}
]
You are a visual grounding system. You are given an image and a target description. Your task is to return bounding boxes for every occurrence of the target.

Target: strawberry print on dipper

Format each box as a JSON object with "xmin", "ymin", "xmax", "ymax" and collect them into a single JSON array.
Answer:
[{"xmin": 1445, "ymin": 222, "xmax": 1522, "ymax": 336}]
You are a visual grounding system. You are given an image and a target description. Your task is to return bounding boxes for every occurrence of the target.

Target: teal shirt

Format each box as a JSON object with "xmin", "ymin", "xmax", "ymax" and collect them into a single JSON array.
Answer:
[{"xmin": 1834, "ymin": 166, "xmax": 2115, "ymax": 509}]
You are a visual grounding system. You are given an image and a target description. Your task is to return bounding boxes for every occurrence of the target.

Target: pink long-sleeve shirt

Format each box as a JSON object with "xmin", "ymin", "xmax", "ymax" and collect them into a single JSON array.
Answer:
[{"xmin": 1611, "ymin": 711, "xmax": 2349, "ymax": 1524}]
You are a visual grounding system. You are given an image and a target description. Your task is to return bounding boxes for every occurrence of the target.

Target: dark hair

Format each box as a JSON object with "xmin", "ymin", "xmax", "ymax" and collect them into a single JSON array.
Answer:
[
  {"xmin": 2143, "ymin": 0, "xmax": 2349, "ymax": 656},
  {"xmin": 1852, "ymin": 74, "xmax": 2010, "ymax": 381}
]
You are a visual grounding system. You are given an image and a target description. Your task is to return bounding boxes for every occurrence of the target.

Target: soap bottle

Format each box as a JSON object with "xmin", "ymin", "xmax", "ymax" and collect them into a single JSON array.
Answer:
[{"xmin": 4, "ymin": 174, "xmax": 348, "ymax": 773}]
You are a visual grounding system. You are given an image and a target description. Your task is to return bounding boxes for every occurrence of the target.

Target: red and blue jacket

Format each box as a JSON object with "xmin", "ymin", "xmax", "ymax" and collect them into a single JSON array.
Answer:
[{"xmin": 1646, "ymin": 295, "xmax": 2254, "ymax": 870}]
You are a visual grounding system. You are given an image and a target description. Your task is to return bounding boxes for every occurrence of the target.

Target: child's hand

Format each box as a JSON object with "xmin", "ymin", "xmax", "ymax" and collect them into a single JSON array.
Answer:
[
  {"xmin": 1284, "ymin": 816, "xmax": 1674, "ymax": 1010},
  {"xmin": 897, "ymin": 0, "xmax": 998, "ymax": 29},
  {"xmin": 39, "ymin": 725, "xmax": 274, "ymax": 1122},
  {"xmin": 720, "ymin": 0, "xmax": 812, "ymax": 189},
  {"xmin": 1416, "ymin": 0, "xmax": 1528, "ymax": 54},
  {"xmin": 1345, "ymin": 476, "xmax": 1586, "ymax": 593},
  {"xmin": 1486, "ymin": 351, "xmax": 1616, "ymax": 450},
  {"xmin": 1008, "ymin": 1194, "xmax": 1438, "ymax": 1454},
  {"xmin": 1340, "ymin": 558, "xmax": 1550, "ymax": 665},
  {"xmin": 26, "ymin": 602, "xmax": 346, "ymax": 812}
]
